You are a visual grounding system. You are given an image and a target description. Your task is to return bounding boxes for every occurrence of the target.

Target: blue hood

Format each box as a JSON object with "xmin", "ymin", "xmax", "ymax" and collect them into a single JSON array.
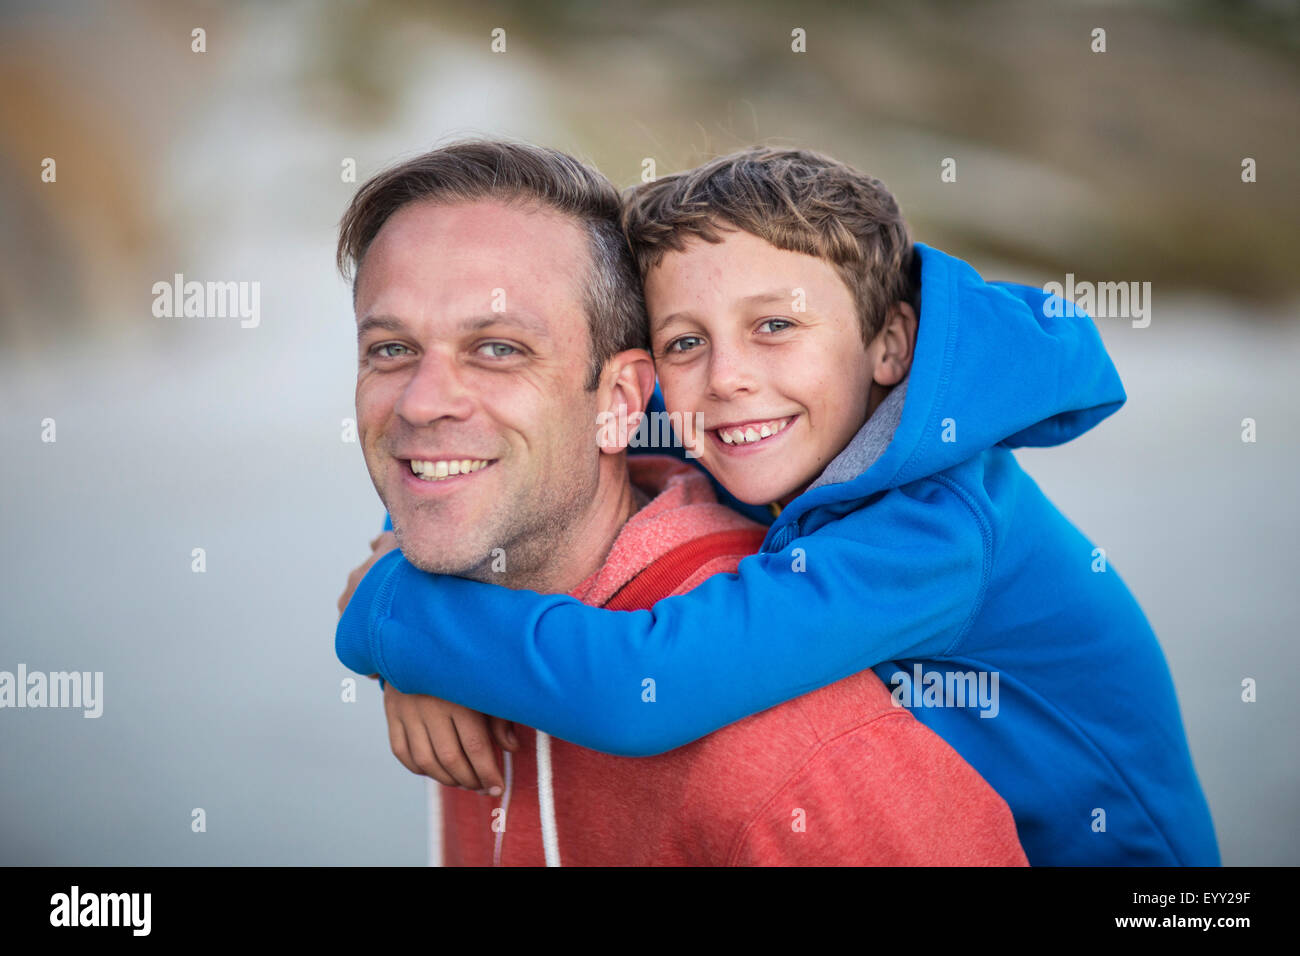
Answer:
[{"xmin": 772, "ymin": 241, "xmax": 1127, "ymax": 534}]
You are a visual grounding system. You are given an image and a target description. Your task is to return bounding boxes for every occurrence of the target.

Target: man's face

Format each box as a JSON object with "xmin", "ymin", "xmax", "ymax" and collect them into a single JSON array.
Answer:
[
  {"xmin": 354, "ymin": 198, "xmax": 602, "ymax": 579},
  {"xmin": 645, "ymin": 229, "xmax": 875, "ymax": 506}
]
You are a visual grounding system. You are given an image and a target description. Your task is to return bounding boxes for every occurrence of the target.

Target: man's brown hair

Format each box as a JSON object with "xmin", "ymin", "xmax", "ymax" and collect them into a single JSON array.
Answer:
[
  {"xmin": 337, "ymin": 139, "xmax": 648, "ymax": 390},
  {"xmin": 621, "ymin": 146, "xmax": 917, "ymax": 344}
]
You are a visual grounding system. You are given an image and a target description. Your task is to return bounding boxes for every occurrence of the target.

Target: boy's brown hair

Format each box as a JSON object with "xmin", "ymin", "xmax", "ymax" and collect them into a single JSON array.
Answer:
[
  {"xmin": 337, "ymin": 139, "xmax": 648, "ymax": 390},
  {"xmin": 620, "ymin": 146, "xmax": 917, "ymax": 345}
]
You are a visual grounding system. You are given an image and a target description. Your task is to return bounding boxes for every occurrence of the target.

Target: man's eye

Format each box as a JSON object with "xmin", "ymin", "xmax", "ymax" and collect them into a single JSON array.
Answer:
[
  {"xmin": 370, "ymin": 343, "xmax": 410, "ymax": 359},
  {"xmin": 666, "ymin": 335, "xmax": 705, "ymax": 354},
  {"xmin": 757, "ymin": 317, "xmax": 794, "ymax": 334},
  {"xmin": 477, "ymin": 342, "xmax": 519, "ymax": 358}
]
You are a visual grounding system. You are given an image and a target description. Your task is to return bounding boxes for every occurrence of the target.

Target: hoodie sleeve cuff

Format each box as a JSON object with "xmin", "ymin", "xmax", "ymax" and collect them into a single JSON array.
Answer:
[{"xmin": 336, "ymin": 548, "xmax": 407, "ymax": 680}]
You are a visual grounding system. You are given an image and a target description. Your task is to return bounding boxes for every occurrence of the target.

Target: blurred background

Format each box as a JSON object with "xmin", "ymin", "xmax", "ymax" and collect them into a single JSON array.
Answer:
[{"xmin": 1, "ymin": 0, "xmax": 1296, "ymax": 865}]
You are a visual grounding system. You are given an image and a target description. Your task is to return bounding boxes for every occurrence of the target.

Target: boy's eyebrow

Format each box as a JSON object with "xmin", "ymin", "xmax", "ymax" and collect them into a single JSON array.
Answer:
[
  {"xmin": 739, "ymin": 288, "xmax": 798, "ymax": 307},
  {"xmin": 652, "ymin": 288, "xmax": 803, "ymax": 330}
]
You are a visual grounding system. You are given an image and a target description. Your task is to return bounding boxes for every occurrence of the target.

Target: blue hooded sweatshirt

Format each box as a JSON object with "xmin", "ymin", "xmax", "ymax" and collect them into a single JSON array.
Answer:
[{"xmin": 338, "ymin": 242, "xmax": 1220, "ymax": 866}]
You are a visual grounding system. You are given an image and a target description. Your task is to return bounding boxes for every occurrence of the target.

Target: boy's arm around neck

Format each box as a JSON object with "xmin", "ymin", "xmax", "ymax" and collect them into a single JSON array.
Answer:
[{"xmin": 336, "ymin": 477, "xmax": 990, "ymax": 756}]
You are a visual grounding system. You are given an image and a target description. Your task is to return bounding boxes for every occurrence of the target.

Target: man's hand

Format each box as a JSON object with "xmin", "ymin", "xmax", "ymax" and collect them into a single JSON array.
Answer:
[
  {"xmin": 384, "ymin": 684, "xmax": 519, "ymax": 793},
  {"xmin": 338, "ymin": 531, "xmax": 399, "ymax": 618}
]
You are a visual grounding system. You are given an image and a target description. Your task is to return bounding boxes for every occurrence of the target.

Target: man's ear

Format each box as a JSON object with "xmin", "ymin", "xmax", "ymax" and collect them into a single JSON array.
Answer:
[
  {"xmin": 870, "ymin": 301, "xmax": 917, "ymax": 388},
  {"xmin": 596, "ymin": 349, "xmax": 656, "ymax": 455}
]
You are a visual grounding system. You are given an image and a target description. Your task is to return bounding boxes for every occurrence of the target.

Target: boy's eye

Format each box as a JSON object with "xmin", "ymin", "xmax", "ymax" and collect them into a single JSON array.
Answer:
[
  {"xmin": 665, "ymin": 335, "xmax": 706, "ymax": 354},
  {"xmin": 757, "ymin": 317, "xmax": 794, "ymax": 334}
]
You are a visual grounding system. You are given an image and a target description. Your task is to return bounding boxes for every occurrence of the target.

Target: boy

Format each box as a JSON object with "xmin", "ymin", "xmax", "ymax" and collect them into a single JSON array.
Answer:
[{"xmin": 338, "ymin": 146, "xmax": 1219, "ymax": 866}]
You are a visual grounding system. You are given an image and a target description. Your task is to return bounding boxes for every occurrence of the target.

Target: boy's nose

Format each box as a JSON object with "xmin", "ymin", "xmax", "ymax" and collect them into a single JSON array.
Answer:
[{"xmin": 705, "ymin": 350, "xmax": 758, "ymax": 401}]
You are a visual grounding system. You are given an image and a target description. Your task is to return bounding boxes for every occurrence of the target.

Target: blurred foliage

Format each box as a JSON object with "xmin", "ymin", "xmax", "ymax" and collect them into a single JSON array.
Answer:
[
  {"xmin": 2, "ymin": 0, "xmax": 1297, "ymax": 350},
  {"xmin": 303, "ymin": 0, "xmax": 1300, "ymax": 302}
]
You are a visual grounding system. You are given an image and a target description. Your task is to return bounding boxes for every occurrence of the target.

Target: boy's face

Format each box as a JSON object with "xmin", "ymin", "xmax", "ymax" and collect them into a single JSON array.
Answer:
[{"xmin": 644, "ymin": 229, "xmax": 879, "ymax": 506}]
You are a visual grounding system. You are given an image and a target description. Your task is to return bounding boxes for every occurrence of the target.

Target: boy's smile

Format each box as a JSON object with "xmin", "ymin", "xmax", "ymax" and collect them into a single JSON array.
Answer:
[
  {"xmin": 645, "ymin": 229, "xmax": 879, "ymax": 506},
  {"xmin": 711, "ymin": 413, "xmax": 796, "ymax": 447}
]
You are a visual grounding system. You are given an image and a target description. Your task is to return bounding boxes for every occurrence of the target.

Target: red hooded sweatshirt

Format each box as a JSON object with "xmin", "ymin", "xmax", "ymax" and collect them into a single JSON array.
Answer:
[{"xmin": 437, "ymin": 456, "xmax": 1027, "ymax": 866}]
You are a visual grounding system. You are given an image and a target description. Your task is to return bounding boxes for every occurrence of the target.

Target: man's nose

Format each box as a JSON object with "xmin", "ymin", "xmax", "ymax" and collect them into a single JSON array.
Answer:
[{"xmin": 394, "ymin": 349, "xmax": 475, "ymax": 426}]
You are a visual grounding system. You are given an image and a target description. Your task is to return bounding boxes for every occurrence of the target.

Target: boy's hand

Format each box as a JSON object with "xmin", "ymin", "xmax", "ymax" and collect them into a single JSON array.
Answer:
[
  {"xmin": 383, "ymin": 683, "xmax": 519, "ymax": 793},
  {"xmin": 338, "ymin": 532, "xmax": 400, "ymax": 618},
  {"xmin": 342, "ymin": 532, "xmax": 519, "ymax": 789}
]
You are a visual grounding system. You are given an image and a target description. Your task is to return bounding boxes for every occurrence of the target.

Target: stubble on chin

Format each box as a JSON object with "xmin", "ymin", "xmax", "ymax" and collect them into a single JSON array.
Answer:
[
  {"xmin": 391, "ymin": 522, "xmax": 496, "ymax": 580},
  {"xmin": 404, "ymin": 549, "xmax": 493, "ymax": 580}
]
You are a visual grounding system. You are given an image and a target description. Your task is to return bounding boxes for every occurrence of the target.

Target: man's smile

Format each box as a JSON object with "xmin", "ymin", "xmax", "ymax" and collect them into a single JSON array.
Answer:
[{"xmin": 398, "ymin": 456, "xmax": 499, "ymax": 489}]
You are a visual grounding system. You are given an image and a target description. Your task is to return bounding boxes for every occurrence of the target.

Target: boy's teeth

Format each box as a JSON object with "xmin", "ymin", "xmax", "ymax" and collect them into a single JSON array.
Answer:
[
  {"xmin": 717, "ymin": 417, "xmax": 791, "ymax": 446},
  {"xmin": 409, "ymin": 459, "xmax": 491, "ymax": 481}
]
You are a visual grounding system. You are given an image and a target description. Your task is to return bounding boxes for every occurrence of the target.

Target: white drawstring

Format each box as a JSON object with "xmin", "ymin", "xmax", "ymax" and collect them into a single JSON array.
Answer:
[
  {"xmin": 426, "ymin": 776, "xmax": 442, "ymax": 867},
  {"xmin": 536, "ymin": 731, "xmax": 562, "ymax": 867},
  {"xmin": 493, "ymin": 751, "xmax": 514, "ymax": 867}
]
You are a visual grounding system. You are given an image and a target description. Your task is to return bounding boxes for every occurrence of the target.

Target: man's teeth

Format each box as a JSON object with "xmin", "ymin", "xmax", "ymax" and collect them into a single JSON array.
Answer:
[
  {"xmin": 409, "ymin": 459, "xmax": 491, "ymax": 480},
  {"xmin": 717, "ymin": 417, "xmax": 792, "ymax": 445}
]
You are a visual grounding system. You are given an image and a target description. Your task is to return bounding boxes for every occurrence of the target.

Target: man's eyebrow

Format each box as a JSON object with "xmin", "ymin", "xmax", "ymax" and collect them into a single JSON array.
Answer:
[
  {"xmin": 356, "ymin": 312, "xmax": 552, "ymax": 341},
  {"xmin": 357, "ymin": 315, "xmax": 406, "ymax": 341},
  {"xmin": 458, "ymin": 313, "xmax": 551, "ymax": 338}
]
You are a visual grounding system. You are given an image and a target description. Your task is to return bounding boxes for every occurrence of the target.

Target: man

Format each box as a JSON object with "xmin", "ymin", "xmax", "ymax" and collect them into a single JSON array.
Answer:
[{"xmin": 336, "ymin": 140, "xmax": 1027, "ymax": 865}]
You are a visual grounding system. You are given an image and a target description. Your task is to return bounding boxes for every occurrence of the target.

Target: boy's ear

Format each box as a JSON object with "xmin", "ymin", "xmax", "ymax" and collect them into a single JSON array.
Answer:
[
  {"xmin": 596, "ymin": 349, "xmax": 657, "ymax": 455},
  {"xmin": 870, "ymin": 301, "xmax": 918, "ymax": 387}
]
